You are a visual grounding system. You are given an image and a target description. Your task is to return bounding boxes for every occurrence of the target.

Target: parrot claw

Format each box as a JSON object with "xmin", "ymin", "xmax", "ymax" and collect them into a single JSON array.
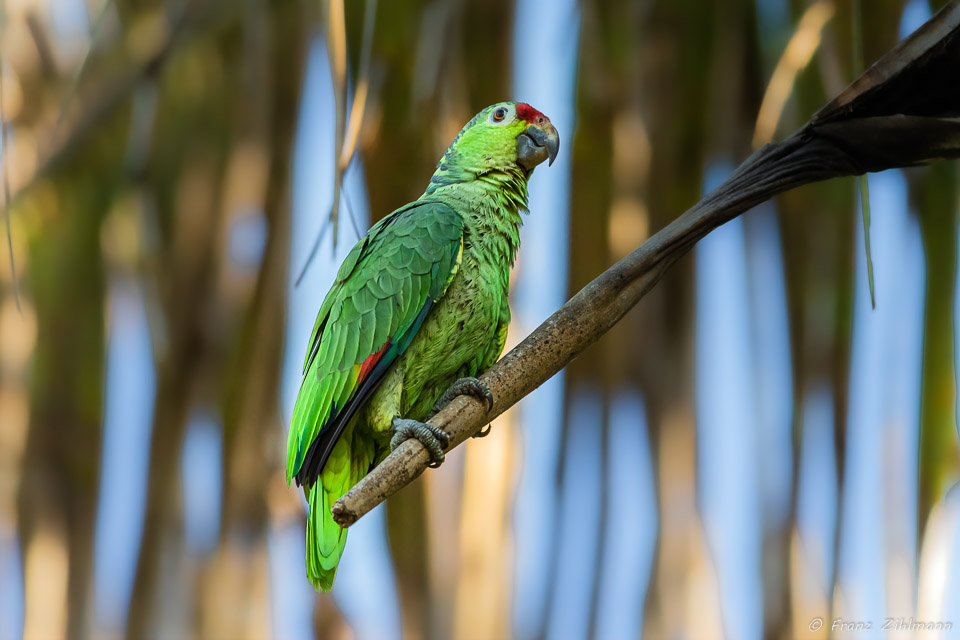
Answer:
[
  {"xmin": 429, "ymin": 377, "xmax": 494, "ymax": 418},
  {"xmin": 391, "ymin": 418, "xmax": 450, "ymax": 468},
  {"xmin": 473, "ymin": 424, "xmax": 492, "ymax": 438}
]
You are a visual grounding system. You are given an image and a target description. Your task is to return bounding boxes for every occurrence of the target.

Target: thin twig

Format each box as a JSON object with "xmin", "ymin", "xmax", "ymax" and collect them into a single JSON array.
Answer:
[
  {"xmin": 294, "ymin": 215, "xmax": 333, "ymax": 286},
  {"xmin": 853, "ymin": 0, "xmax": 876, "ymax": 308},
  {"xmin": 56, "ymin": 0, "xmax": 116, "ymax": 127},
  {"xmin": 294, "ymin": 0, "xmax": 346, "ymax": 282},
  {"xmin": 295, "ymin": 0, "xmax": 375, "ymax": 281},
  {"xmin": 327, "ymin": 0, "xmax": 346, "ymax": 249},
  {"xmin": 341, "ymin": 183, "xmax": 362, "ymax": 241},
  {"xmin": 336, "ymin": 0, "xmax": 376, "ymax": 244},
  {"xmin": 338, "ymin": 0, "xmax": 376, "ymax": 172},
  {"xmin": 0, "ymin": 0, "xmax": 21, "ymax": 311}
]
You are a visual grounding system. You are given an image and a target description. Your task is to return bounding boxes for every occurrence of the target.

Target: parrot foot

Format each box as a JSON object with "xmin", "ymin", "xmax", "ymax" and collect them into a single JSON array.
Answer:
[
  {"xmin": 473, "ymin": 424, "xmax": 492, "ymax": 438},
  {"xmin": 429, "ymin": 377, "xmax": 494, "ymax": 418},
  {"xmin": 391, "ymin": 418, "xmax": 450, "ymax": 468}
]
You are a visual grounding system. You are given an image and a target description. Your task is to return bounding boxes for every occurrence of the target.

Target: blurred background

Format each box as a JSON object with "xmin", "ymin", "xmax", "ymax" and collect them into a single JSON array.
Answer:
[{"xmin": 1, "ymin": 0, "xmax": 959, "ymax": 638}]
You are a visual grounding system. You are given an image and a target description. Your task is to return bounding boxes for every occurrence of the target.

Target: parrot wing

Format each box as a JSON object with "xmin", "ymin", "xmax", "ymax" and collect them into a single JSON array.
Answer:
[{"xmin": 286, "ymin": 199, "xmax": 464, "ymax": 487}]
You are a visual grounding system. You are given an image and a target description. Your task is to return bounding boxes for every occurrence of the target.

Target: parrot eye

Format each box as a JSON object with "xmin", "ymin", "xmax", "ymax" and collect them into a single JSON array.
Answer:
[{"xmin": 492, "ymin": 107, "xmax": 507, "ymax": 122}]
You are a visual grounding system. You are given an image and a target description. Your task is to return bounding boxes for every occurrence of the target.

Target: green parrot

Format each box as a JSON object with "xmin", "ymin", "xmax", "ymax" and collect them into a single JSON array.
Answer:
[{"xmin": 286, "ymin": 101, "xmax": 559, "ymax": 591}]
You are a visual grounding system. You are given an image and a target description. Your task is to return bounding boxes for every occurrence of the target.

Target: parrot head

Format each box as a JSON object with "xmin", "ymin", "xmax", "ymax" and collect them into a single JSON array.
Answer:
[{"xmin": 429, "ymin": 102, "xmax": 560, "ymax": 191}]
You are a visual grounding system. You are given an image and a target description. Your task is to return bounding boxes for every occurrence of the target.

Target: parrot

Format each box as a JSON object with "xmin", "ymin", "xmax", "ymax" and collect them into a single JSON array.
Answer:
[{"xmin": 286, "ymin": 101, "xmax": 559, "ymax": 591}]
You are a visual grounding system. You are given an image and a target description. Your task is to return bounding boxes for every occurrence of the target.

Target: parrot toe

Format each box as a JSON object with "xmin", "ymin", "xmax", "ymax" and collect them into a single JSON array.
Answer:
[
  {"xmin": 391, "ymin": 418, "xmax": 450, "ymax": 468},
  {"xmin": 429, "ymin": 377, "xmax": 494, "ymax": 418}
]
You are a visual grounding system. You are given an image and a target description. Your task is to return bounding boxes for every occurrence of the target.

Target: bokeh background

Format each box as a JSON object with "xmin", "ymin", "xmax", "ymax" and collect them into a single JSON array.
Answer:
[{"xmin": 1, "ymin": 0, "xmax": 959, "ymax": 639}]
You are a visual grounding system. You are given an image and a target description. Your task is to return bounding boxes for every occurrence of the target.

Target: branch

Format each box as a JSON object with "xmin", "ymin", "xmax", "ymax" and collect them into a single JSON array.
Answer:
[{"xmin": 332, "ymin": 0, "xmax": 960, "ymax": 528}]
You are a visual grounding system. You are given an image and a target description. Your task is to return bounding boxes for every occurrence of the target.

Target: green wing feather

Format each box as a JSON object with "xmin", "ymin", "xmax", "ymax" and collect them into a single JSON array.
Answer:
[{"xmin": 286, "ymin": 199, "xmax": 464, "ymax": 486}]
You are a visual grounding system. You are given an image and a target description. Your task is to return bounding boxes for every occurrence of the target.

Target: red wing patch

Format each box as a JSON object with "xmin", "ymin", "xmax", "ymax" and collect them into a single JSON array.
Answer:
[{"xmin": 358, "ymin": 339, "xmax": 391, "ymax": 383}]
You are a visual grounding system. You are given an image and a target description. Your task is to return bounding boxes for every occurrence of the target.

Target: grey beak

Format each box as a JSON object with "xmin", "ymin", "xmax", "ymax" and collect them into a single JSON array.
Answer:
[{"xmin": 517, "ymin": 122, "xmax": 560, "ymax": 171}]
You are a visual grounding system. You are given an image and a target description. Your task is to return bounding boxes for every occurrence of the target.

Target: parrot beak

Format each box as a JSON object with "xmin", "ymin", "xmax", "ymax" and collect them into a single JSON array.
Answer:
[{"xmin": 517, "ymin": 121, "xmax": 560, "ymax": 171}]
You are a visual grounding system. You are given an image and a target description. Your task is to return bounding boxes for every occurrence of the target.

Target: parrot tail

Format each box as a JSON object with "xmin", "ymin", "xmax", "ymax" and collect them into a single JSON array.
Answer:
[
  {"xmin": 304, "ymin": 432, "xmax": 374, "ymax": 592},
  {"xmin": 305, "ymin": 479, "xmax": 348, "ymax": 592}
]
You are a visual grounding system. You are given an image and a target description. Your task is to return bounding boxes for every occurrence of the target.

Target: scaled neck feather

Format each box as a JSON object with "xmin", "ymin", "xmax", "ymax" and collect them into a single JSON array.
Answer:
[{"xmin": 421, "ymin": 168, "xmax": 528, "ymax": 267}]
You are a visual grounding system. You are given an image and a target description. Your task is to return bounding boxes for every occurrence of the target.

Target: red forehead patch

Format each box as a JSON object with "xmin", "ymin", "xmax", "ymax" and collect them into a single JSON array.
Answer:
[{"xmin": 516, "ymin": 102, "xmax": 547, "ymax": 124}]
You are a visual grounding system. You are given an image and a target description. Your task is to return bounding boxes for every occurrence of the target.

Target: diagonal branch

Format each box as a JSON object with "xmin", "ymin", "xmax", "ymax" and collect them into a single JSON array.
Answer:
[{"xmin": 331, "ymin": 0, "xmax": 960, "ymax": 528}]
